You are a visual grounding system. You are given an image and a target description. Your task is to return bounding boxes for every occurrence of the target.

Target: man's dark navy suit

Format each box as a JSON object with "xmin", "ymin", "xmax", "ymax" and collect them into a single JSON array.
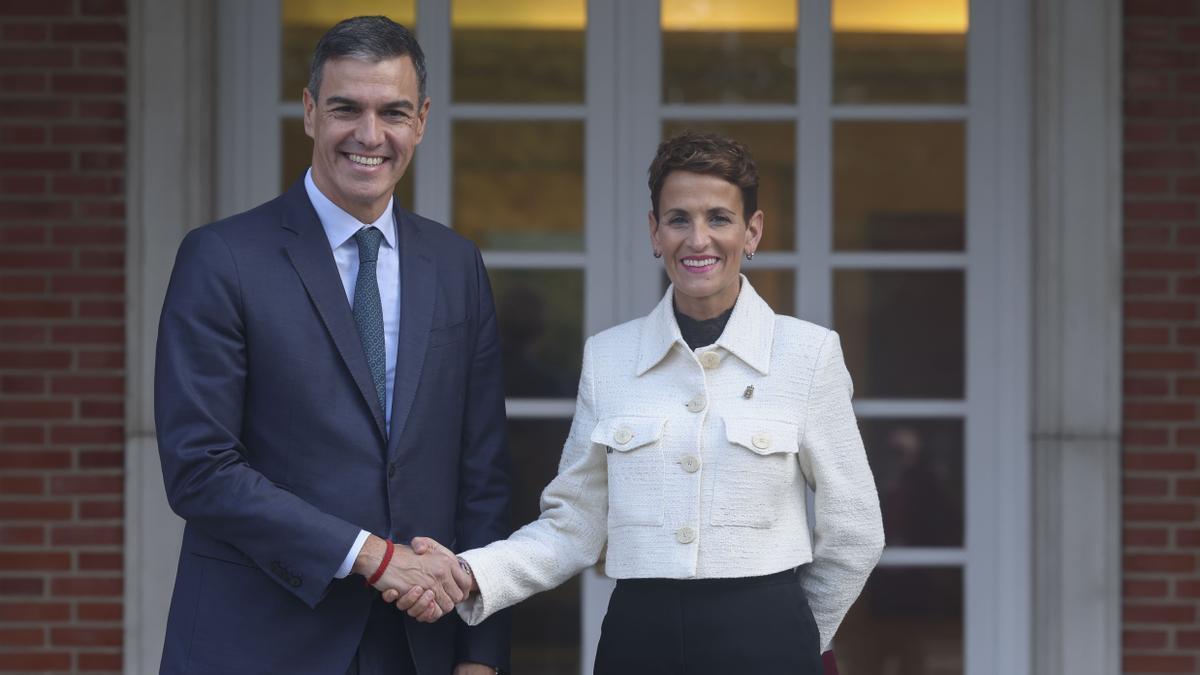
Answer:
[{"xmin": 155, "ymin": 179, "xmax": 512, "ymax": 674}]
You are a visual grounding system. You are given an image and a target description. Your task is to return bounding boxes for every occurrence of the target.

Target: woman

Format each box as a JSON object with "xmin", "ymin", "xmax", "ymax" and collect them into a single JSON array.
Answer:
[{"xmin": 399, "ymin": 132, "xmax": 883, "ymax": 674}]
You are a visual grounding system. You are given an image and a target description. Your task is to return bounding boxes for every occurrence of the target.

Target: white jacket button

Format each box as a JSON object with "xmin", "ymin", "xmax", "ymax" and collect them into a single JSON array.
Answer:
[
  {"xmin": 614, "ymin": 427, "xmax": 633, "ymax": 445},
  {"xmin": 752, "ymin": 433, "xmax": 771, "ymax": 450},
  {"xmin": 676, "ymin": 526, "xmax": 696, "ymax": 544},
  {"xmin": 680, "ymin": 456, "xmax": 700, "ymax": 473},
  {"xmin": 685, "ymin": 396, "xmax": 706, "ymax": 413},
  {"xmin": 699, "ymin": 351, "xmax": 720, "ymax": 369}
]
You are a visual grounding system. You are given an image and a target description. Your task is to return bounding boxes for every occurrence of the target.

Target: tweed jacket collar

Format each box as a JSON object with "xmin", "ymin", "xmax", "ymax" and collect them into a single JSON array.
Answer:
[{"xmin": 636, "ymin": 275, "xmax": 776, "ymax": 376}]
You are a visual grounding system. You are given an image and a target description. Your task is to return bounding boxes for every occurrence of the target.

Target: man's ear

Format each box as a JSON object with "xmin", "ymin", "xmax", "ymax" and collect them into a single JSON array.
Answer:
[
  {"xmin": 302, "ymin": 88, "xmax": 317, "ymax": 139},
  {"xmin": 413, "ymin": 96, "xmax": 432, "ymax": 145}
]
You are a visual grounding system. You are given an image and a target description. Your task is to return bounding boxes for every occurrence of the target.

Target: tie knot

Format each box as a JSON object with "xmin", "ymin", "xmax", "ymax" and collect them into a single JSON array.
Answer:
[{"xmin": 354, "ymin": 227, "xmax": 384, "ymax": 264}]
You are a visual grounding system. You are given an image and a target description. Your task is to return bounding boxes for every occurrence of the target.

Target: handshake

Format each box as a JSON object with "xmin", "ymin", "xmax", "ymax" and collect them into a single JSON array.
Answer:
[{"xmin": 354, "ymin": 534, "xmax": 476, "ymax": 623}]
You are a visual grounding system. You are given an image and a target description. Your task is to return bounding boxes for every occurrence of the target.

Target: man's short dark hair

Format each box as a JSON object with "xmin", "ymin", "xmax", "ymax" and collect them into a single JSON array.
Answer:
[
  {"xmin": 308, "ymin": 16, "xmax": 427, "ymax": 103},
  {"xmin": 648, "ymin": 131, "xmax": 759, "ymax": 221}
]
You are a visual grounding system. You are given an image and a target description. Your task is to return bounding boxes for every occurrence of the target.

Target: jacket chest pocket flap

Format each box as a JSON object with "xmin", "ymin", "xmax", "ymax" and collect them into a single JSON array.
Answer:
[
  {"xmin": 591, "ymin": 416, "xmax": 668, "ymax": 527},
  {"xmin": 711, "ymin": 416, "xmax": 802, "ymax": 528}
]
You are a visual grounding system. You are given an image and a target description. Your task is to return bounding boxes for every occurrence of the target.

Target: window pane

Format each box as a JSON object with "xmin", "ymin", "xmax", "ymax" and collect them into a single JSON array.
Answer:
[
  {"xmin": 453, "ymin": 121, "xmax": 583, "ymax": 251},
  {"xmin": 834, "ymin": 121, "xmax": 964, "ymax": 251},
  {"xmin": 661, "ymin": 121, "xmax": 795, "ymax": 251},
  {"xmin": 281, "ymin": 1, "xmax": 416, "ymax": 101},
  {"xmin": 744, "ymin": 269, "xmax": 794, "ymax": 316},
  {"xmin": 834, "ymin": 270, "xmax": 963, "ymax": 398},
  {"xmin": 453, "ymin": 0, "xmax": 585, "ymax": 103},
  {"xmin": 860, "ymin": 419, "xmax": 963, "ymax": 547},
  {"xmin": 662, "ymin": 0, "xmax": 796, "ymax": 103},
  {"xmin": 507, "ymin": 418, "xmax": 580, "ymax": 675},
  {"xmin": 837, "ymin": 567, "xmax": 963, "ymax": 675},
  {"xmin": 490, "ymin": 269, "xmax": 582, "ymax": 398},
  {"xmin": 833, "ymin": 0, "xmax": 967, "ymax": 104},
  {"xmin": 282, "ymin": 118, "xmax": 414, "ymax": 207}
]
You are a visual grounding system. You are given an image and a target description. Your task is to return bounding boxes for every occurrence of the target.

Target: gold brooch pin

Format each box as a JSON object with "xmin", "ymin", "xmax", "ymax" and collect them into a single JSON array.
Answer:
[{"xmin": 743, "ymin": 385, "xmax": 754, "ymax": 399}]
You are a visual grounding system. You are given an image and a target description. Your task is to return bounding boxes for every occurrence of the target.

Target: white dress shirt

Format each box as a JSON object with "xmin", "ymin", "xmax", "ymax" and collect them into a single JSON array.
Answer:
[
  {"xmin": 303, "ymin": 169, "xmax": 399, "ymax": 579},
  {"xmin": 458, "ymin": 278, "xmax": 884, "ymax": 651}
]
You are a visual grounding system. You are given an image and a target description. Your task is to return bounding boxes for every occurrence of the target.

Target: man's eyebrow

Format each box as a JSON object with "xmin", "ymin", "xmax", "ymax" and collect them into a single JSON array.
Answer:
[{"xmin": 323, "ymin": 96, "xmax": 415, "ymax": 111}]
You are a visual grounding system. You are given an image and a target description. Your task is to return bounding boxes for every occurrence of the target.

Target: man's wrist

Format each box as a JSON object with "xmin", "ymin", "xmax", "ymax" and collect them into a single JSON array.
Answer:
[{"xmin": 351, "ymin": 534, "xmax": 386, "ymax": 577}]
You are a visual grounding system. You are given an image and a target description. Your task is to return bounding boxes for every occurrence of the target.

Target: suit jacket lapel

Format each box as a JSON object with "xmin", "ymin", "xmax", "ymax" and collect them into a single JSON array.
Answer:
[
  {"xmin": 280, "ymin": 181, "xmax": 388, "ymax": 441},
  {"xmin": 387, "ymin": 208, "xmax": 436, "ymax": 458}
]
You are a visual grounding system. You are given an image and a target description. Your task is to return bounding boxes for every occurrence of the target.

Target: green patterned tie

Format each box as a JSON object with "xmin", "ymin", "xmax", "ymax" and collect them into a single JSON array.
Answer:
[{"xmin": 352, "ymin": 227, "xmax": 387, "ymax": 415}]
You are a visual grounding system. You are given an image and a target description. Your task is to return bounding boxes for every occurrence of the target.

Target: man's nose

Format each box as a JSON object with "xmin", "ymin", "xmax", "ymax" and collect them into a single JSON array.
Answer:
[{"xmin": 354, "ymin": 113, "xmax": 383, "ymax": 147}]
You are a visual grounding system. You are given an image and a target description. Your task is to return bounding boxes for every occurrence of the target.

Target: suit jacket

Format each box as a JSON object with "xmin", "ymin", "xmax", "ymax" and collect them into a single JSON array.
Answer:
[
  {"xmin": 155, "ymin": 178, "xmax": 512, "ymax": 674},
  {"xmin": 458, "ymin": 279, "xmax": 882, "ymax": 652}
]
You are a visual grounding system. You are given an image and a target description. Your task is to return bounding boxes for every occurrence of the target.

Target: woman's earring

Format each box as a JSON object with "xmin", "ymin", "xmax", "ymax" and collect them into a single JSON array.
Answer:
[
  {"xmin": 653, "ymin": 251, "xmax": 663, "ymax": 259},
  {"xmin": 745, "ymin": 251, "xmax": 755, "ymax": 260}
]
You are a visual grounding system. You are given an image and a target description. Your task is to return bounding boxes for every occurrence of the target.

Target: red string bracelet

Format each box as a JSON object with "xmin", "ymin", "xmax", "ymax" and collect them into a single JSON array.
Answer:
[{"xmin": 364, "ymin": 539, "xmax": 394, "ymax": 588}]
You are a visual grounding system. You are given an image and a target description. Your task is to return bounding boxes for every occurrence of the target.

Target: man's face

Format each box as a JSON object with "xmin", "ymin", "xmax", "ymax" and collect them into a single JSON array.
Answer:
[{"xmin": 303, "ymin": 55, "xmax": 429, "ymax": 223}]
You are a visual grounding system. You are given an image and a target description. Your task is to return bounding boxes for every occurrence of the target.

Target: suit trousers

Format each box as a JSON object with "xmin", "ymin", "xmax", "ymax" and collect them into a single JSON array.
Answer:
[
  {"xmin": 593, "ymin": 567, "xmax": 823, "ymax": 675},
  {"xmin": 346, "ymin": 598, "xmax": 418, "ymax": 675}
]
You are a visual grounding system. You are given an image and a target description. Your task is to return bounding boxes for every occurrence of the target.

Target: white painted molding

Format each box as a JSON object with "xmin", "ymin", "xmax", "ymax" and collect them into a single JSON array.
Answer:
[
  {"xmin": 124, "ymin": 1, "xmax": 213, "ymax": 672},
  {"xmin": 215, "ymin": 0, "xmax": 280, "ymax": 218},
  {"xmin": 1032, "ymin": 0, "xmax": 1123, "ymax": 672}
]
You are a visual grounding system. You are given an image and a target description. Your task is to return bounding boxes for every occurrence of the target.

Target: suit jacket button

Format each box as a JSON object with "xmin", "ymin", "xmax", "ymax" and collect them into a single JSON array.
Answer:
[
  {"xmin": 290, "ymin": 577, "xmax": 301, "ymax": 587},
  {"xmin": 388, "ymin": 463, "xmax": 396, "ymax": 478}
]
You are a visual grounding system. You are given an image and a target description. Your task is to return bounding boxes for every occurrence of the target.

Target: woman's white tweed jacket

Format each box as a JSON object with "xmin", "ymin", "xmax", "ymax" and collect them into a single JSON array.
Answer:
[{"xmin": 458, "ymin": 278, "xmax": 884, "ymax": 650}]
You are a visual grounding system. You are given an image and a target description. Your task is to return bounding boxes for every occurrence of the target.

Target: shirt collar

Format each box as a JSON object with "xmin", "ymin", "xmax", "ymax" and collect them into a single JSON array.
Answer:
[
  {"xmin": 635, "ymin": 275, "xmax": 776, "ymax": 376},
  {"xmin": 304, "ymin": 168, "xmax": 397, "ymax": 251}
]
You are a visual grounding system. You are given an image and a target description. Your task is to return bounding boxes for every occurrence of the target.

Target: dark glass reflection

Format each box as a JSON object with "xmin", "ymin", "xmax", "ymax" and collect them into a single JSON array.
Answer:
[
  {"xmin": 281, "ymin": 118, "xmax": 414, "ymax": 208},
  {"xmin": 281, "ymin": 2, "xmax": 414, "ymax": 100},
  {"xmin": 744, "ymin": 269, "xmax": 795, "ymax": 316},
  {"xmin": 453, "ymin": 24, "xmax": 585, "ymax": 103},
  {"xmin": 453, "ymin": 121, "xmax": 584, "ymax": 251},
  {"xmin": 834, "ymin": 29, "xmax": 966, "ymax": 104},
  {"xmin": 836, "ymin": 567, "xmax": 963, "ymax": 675},
  {"xmin": 861, "ymin": 419, "xmax": 963, "ymax": 547},
  {"xmin": 834, "ymin": 270, "xmax": 964, "ymax": 399},
  {"xmin": 662, "ymin": 121, "xmax": 795, "ymax": 251},
  {"xmin": 833, "ymin": 121, "xmax": 965, "ymax": 252},
  {"xmin": 490, "ymin": 269, "xmax": 582, "ymax": 399},
  {"xmin": 507, "ymin": 419, "xmax": 580, "ymax": 675},
  {"xmin": 661, "ymin": 0, "xmax": 796, "ymax": 102},
  {"xmin": 832, "ymin": 0, "xmax": 967, "ymax": 104}
]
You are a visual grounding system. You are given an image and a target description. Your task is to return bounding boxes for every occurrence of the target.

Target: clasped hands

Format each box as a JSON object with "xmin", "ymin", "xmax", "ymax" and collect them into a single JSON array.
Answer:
[{"xmin": 355, "ymin": 534, "xmax": 475, "ymax": 623}]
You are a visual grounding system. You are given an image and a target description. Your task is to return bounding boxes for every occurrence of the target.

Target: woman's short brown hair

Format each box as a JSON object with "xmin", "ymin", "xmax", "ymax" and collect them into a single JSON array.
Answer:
[{"xmin": 647, "ymin": 131, "xmax": 759, "ymax": 221}]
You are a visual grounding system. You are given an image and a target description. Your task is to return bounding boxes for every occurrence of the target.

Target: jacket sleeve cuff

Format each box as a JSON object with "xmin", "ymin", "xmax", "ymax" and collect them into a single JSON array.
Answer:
[{"xmin": 455, "ymin": 549, "xmax": 495, "ymax": 625}]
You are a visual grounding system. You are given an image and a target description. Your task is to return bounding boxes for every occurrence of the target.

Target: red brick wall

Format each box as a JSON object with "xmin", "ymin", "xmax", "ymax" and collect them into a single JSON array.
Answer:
[
  {"xmin": 1124, "ymin": 0, "xmax": 1200, "ymax": 673},
  {"xmin": 0, "ymin": 0, "xmax": 126, "ymax": 672}
]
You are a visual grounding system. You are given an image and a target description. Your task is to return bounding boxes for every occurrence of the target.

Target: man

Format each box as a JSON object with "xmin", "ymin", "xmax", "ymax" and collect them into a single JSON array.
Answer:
[{"xmin": 155, "ymin": 16, "xmax": 510, "ymax": 675}]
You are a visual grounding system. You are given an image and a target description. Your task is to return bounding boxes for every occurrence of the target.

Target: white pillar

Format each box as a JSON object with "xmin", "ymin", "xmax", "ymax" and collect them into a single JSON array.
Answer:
[
  {"xmin": 1031, "ymin": 0, "xmax": 1123, "ymax": 672},
  {"xmin": 124, "ymin": 1, "xmax": 214, "ymax": 672}
]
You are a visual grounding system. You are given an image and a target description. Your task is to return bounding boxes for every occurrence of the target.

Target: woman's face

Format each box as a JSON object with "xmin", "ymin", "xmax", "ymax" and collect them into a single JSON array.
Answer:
[{"xmin": 649, "ymin": 170, "xmax": 763, "ymax": 319}]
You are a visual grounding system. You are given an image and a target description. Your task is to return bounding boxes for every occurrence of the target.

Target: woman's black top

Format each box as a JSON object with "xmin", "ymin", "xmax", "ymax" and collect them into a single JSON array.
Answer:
[{"xmin": 674, "ymin": 304, "xmax": 734, "ymax": 351}]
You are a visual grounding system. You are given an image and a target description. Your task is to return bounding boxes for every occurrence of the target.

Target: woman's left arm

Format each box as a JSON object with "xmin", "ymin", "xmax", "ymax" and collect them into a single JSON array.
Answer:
[{"xmin": 796, "ymin": 330, "xmax": 885, "ymax": 652}]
